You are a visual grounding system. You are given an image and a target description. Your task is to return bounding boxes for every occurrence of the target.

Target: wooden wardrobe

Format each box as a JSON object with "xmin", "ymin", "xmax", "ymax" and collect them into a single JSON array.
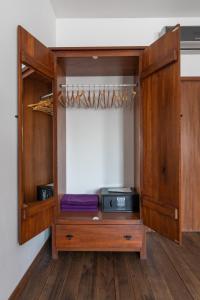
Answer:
[{"xmin": 17, "ymin": 25, "xmax": 200, "ymax": 259}]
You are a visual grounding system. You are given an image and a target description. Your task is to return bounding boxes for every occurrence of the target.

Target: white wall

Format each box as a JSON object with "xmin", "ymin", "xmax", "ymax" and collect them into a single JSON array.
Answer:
[
  {"xmin": 66, "ymin": 77, "xmax": 135, "ymax": 193},
  {"xmin": 56, "ymin": 17, "xmax": 200, "ymax": 76},
  {"xmin": 56, "ymin": 17, "xmax": 200, "ymax": 47},
  {"xmin": 181, "ymin": 53, "xmax": 200, "ymax": 76},
  {"xmin": 0, "ymin": 1, "xmax": 55, "ymax": 299}
]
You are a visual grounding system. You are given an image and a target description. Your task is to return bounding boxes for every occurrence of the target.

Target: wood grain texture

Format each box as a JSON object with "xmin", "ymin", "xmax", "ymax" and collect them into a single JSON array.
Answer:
[
  {"xmin": 18, "ymin": 26, "xmax": 54, "ymax": 78},
  {"xmin": 9, "ymin": 233, "xmax": 200, "ymax": 300},
  {"xmin": 23, "ymin": 74, "xmax": 53, "ymax": 203},
  {"xmin": 159, "ymin": 233, "xmax": 200, "ymax": 299},
  {"xmin": 141, "ymin": 49, "xmax": 177, "ymax": 80},
  {"xmin": 181, "ymin": 77, "xmax": 200, "ymax": 81},
  {"xmin": 141, "ymin": 26, "xmax": 181, "ymax": 242},
  {"xmin": 56, "ymin": 211, "xmax": 141, "ymax": 225},
  {"xmin": 23, "ymin": 198, "xmax": 55, "ymax": 218},
  {"xmin": 51, "ymin": 60, "xmax": 67, "ymax": 258},
  {"xmin": 50, "ymin": 46, "xmax": 145, "ymax": 51},
  {"xmin": 134, "ymin": 77, "xmax": 141, "ymax": 194},
  {"xmin": 142, "ymin": 234, "xmax": 192, "ymax": 300},
  {"xmin": 54, "ymin": 212, "xmax": 145, "ymax": 257},
  {"xmin": 18, "ymin": 27, "xmax": 56, "ymax": 244},
  {"xmin": 20, "ymin": 205, "xmax": 54, "ymax": 244},
  {"xmin": 56, "ymin": 224, "xmax": 143, "ymax": 251},
  {"xmin": 52, "ymin": 48, "xmax": 143, "ymax": 58},
  {"xmin": 124, "ymin": 253, "xmax": 155, "ymax": 299},
  {"xmin": 114, "ymin": 253, "xmax": 136, "ymax": 300},
  {"xmin": 19, "ymin": 72, "xmax": 55, "ymax": 244},
  {"xmin": 40, "ymin": 252, "xmax": 73, "ymax": 300},
  {"xmin": 54, "ymin": 60, "xmax": 66, "ymax": 212},
  {"xmin": 75, "ymin": 252, "xmax": 96, "ymax": 300},
  {"xmin": 181, "ymin": 79, "xmax": 200, "ymax": 231},
  {"xmin": 60, "ymin": 253, "xmax": 92, "ymax": 300},
  {"xmin": 59, "ymin": 56, "xmax": 139, "ymax": 76}
]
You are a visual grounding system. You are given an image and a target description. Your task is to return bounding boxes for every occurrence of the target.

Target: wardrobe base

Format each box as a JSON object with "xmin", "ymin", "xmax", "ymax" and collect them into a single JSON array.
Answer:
[{"xmin": 52, "ymin": 221, "xmax": 147, "ymax": 260}]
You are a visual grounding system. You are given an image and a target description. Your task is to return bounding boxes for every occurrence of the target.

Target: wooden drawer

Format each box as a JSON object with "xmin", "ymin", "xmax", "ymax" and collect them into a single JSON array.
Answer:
[{"xmin": 55, "ymin": 224, "xmax": 144, "ymax": 251}]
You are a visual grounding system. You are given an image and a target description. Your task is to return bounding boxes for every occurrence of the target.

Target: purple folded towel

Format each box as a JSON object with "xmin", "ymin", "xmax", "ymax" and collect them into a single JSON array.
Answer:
[
  {"xmin": 61, "ymin": 204, "xmax": 97, "ymax": 209},
  {"xmin": 61, "ymin": 194, "xmax": 98, "ymax": 206},
  {"xmin": 60, "ymin": 194, "xmax": 99, "ymax": 212},
  {"xmin": 61, "ymin": 206, "xmax": 98, "ymax": 212}
]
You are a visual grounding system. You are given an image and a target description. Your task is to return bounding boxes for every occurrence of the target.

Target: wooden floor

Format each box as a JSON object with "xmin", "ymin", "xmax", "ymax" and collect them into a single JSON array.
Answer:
[{"xmin": 11, "ymin": 233, "xmax": 200, "ymax": 300}]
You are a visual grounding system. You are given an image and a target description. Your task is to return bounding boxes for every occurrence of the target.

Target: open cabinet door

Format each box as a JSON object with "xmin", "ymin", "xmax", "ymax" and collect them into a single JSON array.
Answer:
[
  {"xmin": 18, "ymin": 26, "xmax": 56, "ymax": 244},
  {"xmin": 141, "ymin": 26, "xmax": 181, "ymax": 242}
]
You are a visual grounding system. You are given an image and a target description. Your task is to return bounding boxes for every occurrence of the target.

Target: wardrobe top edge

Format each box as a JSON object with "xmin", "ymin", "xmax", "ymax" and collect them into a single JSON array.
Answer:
[{"xmin": 49, "ymin": 46, "xmax": 146, "ymax": 51}]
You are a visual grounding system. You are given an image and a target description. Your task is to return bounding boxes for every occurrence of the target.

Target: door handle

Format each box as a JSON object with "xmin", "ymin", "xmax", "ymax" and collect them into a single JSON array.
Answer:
[
  {"xmin": 66, "ymin": 234, "xmax": 73, "ymax": 240},
  {"xmin": 124, "ymin": 235, "xmax": 132, "ymax": 240}
]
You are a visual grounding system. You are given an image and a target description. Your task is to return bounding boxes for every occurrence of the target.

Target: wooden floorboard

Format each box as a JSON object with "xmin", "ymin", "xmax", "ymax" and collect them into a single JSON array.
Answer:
[
  {"xmin": 38, "ymin": 252, "xmax": 72, "ymax": 300},
  {"xmin": 159, "ymin": 233, "xmax": 200, "ymax": 299},
  {"xmin": 114, "ymin": 252, "xmax": 135, "ymax": 300},
  {"xmin": 124, "ymin": 253, "xmax": 155, "ymax": 300},
  {"xmin": 10, "ymin": 233, "xmax": 200, "ymax": 300},
  {"xmin": 15, "ymin": 247, "xmax": 55, "ymax": 300},
  {"xmin": 149, "ymin": 234, "xmax": 192, "ymax": 300},
  {"xmin": 94, "ymin": 252, "xmax": 115, "ymax": 300}
]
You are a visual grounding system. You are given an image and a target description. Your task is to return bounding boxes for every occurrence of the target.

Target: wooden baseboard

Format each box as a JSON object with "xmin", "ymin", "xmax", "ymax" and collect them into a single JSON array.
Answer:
[
  {"xmin": 182, "ymin": 230, "xmax": 200, "ymax": 232},
  {"xmin": 9, "ymin": 239, "xmax": 50, "ymax": 300}
]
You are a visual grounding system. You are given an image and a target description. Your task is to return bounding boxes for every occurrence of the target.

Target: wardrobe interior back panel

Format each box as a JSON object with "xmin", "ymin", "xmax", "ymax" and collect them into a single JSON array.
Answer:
[{"xmin": 65, "ymin": 76, "xmax": 135, "ymax": 193}]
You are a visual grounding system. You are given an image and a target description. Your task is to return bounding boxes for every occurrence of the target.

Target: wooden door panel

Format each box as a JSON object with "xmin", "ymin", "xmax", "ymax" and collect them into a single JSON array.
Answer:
[
  {"xmin": 20, "ymin": 200, "xmax": 55, "ymax": 244},
  {"xmin": 18, "ymin": 26, "xmax": 56, "ymax": 244},
  {"xmin": 141, "ymin": 27, "xmax": 181, "ymax": 241},
  {"xmin": 54, "ymin": 61, "xmax": 66, "ymax": 214},
  {"xmin": 142, "ymin": 204, "xmax": 179, "ymax": 240},
  {"xmin": 143, "ymin": 65, "xmax": 180, "ymax": 206},
  {"xmin": 181, "ymin": 78, "xmax": 200, "ymax": 231},
  {"xmin": 18, "ymin": 26, "xmax": 54, "ymax": 79},
  {"xmin": 142, "ymin": 28, "xmax": 179, "ymax": 71}
]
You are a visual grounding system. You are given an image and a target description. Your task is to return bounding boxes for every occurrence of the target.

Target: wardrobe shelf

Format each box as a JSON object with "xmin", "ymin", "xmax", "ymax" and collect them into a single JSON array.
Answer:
[
  {"xmin": 56, "ymin": 211, "xmax": 141, "ymax": 225},
  {"xmin": 23, "ymin": 197, "xmax": 55, "ymax": 217}
]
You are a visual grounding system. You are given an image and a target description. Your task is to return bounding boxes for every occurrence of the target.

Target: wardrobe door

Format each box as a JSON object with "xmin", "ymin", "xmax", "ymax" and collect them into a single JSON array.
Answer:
[
  {"xmin": 141, "ymin": 26, "xmax": 181, "ymax": 242},
  {"xmin": 181, "ymin": 78, "xmax": 200, "ymax": 232},
  {"xmin": 18, "ymin": 26, "xmax": 56, "ymax": 244}
]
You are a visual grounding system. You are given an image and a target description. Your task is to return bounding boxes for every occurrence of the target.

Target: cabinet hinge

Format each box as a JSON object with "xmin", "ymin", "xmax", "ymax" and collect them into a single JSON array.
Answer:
[{"xmin": 174, "ymin": 208, "xmax": 178, "ymax": 220}]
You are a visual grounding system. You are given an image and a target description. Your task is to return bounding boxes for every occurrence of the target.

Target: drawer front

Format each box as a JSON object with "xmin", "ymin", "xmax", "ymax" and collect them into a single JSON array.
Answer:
[{"xmin": 56, "ymin": 224, "xmax": 143, "ymax": 251}]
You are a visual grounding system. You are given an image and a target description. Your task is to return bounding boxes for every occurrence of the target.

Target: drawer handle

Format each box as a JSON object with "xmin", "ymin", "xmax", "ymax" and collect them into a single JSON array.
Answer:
[
  {"xmin": 124, "ymin": 235, "xmax": 132, "ymax": 240},
  {"xmin": 66, "ymin": 234, "xmax": 73, "ymax": 240}
]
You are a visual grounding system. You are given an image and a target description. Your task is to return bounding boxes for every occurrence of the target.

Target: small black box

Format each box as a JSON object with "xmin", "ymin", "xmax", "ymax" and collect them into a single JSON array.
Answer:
[
  {"xmin": 100, "ymin": 187, "xmax": 139, "ymax": 212},
  {"xmin": 37, "ymin": 183, "xmax": 54, "ymax": 201}
]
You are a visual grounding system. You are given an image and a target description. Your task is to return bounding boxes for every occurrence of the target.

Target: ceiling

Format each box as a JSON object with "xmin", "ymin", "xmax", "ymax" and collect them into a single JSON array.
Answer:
[{"xmin": 50, "ymin": 0, "xmax": 200, "ymax": 18}]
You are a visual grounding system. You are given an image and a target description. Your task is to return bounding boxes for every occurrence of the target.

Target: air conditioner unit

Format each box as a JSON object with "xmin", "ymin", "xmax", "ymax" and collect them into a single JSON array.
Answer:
[{"xmin": 160, "ymin": 26, "xmax": 200, "ymax": 50}]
